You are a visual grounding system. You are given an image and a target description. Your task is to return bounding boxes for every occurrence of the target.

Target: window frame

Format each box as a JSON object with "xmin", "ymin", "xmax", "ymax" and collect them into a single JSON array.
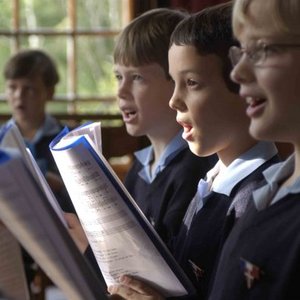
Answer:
[{"xmin": 0, "ymin": 0, "xmax": 134, "ymax": 116}]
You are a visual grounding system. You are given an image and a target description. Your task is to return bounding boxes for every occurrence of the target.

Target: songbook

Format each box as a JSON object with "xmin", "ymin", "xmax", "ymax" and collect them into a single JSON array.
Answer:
[
  {"xmin": 50, "ymin": 121, "xmax": 196, "ymax": 298},
  {"xmin": 0, "ymin": 123, "xmax": 108, "ymax": 300}
]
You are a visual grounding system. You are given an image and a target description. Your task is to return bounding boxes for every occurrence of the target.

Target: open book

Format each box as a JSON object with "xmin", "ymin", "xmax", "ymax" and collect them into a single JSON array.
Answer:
[
  {"xmin": 0, "ymin": 123, "xmax": 108, "ymax": 300},
  {"xmin": 50, "ymin": 122, "xmax": 196, "ymax": 298}
]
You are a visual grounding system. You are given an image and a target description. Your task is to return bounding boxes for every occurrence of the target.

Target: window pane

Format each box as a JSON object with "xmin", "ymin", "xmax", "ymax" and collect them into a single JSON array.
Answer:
[
  {"xmin": 77, "ymin": 0, "xmax": 124, "ymax": 29},
  {"xmin": 47, "ymin": 101, "xmax": 69, "ymax": 114},
  {"xmin": 77, "ymin": 36, "xmax": 117, "ymax": 97},
  {"xmin": 0, "ymin": 102, "xmax": 10, "ymax": 116},
  {"xmin": 0, "ymin": 1, "xmax": 12, "ymax": 30},
  {"xmin": 0, "ymin": 37, "xmax": 13, "ymax": 92},
  {"xmin": 19, "ymin": 0, "xmax": 67, "ymax": 29},
  {"xmin": 76, "ymin": 100, "xmax": 118, "ymax": 115}
]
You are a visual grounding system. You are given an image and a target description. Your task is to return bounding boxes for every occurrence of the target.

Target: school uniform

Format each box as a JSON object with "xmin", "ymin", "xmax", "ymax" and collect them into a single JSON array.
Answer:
[
  {"xmin": 125, "ymin": 131, "xmax": 217, "ymax": 244},
  {"xmin": 172, "ymin": 141, "xmax": 279, "ymax": 299},
  {"xmin": 3, "ymin": 115, "xmax": 75, "ymax": 212},
  {"xmin": 208, "ymin": 155, "xmax": 300, "ymax": 300}
]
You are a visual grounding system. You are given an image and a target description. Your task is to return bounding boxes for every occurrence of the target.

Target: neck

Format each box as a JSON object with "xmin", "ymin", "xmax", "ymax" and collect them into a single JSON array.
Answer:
[
  {"xmin": 16, "ymin": 115, "xmax": 45, "ymax": 140},
  {"xmin": 282, "ymin": 144, "xmax": 300, "ymax": 187},
  {"xmin": 148, "ymin": 128, "xmax": 181, "ymax": 163},
  {"xmin": 218, "ymin": 138, "xmax": 258, "ymax": 167}
]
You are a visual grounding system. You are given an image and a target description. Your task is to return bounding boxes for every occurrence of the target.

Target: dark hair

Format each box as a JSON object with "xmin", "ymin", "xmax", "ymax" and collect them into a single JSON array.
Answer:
[
  {"xmin": 113, "ymin": 8, "xmax": 188, "ymax": 79},
  {"xmin": 170, "ymin": 1, "xmax": 239, "ymax": 93},
  {"xmin": 4, "ymin": 49, "xmax": 59, "ymax": 87}
]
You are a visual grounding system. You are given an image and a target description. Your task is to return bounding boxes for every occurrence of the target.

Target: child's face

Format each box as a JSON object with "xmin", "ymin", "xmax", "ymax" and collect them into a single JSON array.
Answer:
[
  {"xmin": 168, "ymin": 44, "xmax": 249, "ymax": 161},
  {"xmin": 114, "ymin": 63, "xmax": 176, "ymax": 138},
  {"xmin": 231, "ymin": 0, "xmax": 300, "ymax": 144},
  {"xmin": 5, "ymin": 76, "xmax": 52, "ymax": 126}
]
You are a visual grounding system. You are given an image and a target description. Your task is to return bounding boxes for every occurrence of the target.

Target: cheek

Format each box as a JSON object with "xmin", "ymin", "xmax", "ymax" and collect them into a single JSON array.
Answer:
[
  {"xmin": 260, "ymin": 66, "xmax": 300, "ymax": 100},
  {"xmin": 190, "ymin": 103, "xmax": 213, "ymax": 140}
]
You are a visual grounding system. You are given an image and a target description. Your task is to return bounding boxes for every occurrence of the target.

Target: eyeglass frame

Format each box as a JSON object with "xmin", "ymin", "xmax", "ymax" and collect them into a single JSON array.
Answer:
[{"xmin": 229, "ymin": 42, "xmax": 300, "ymax": 67}]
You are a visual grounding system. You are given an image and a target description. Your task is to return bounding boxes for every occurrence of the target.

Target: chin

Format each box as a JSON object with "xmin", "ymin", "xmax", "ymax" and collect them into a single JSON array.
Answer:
[
  {"xmin": 187, "ymin": 142, "xmax": 202, "ymax": 157},
  {"xmin": 249, "ymin": 122, "xmax": 272, "ymax": 141},
  {"xmin": 125, "ymin": 125, "xmax": 143, "ymax": 137}
]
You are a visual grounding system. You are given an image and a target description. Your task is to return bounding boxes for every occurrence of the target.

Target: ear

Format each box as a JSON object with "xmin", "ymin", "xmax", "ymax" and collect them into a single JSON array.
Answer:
[{"xmin": 46, "ymin": 86, "xmax": 55, "ymax": 102}]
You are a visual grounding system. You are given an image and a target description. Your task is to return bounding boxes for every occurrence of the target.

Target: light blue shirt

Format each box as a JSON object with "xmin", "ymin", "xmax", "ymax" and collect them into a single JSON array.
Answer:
[
  {"xmin": 6, "ymin": 114, "xmax": 61, "ymax": 145},
  {"xmin": 253, "ymin": 154, "xmax": 300, "ymax": 210},
  {"xmin": 5, "ymin": 114, "xmax": 62, "ymax": 174},
  {"xmin": 134, "ymin": 130, "xmax": 188, "ymax": 183},
  {"xmin": 195, "ymin": 141, "xmax": 278, "ymax": 213}
]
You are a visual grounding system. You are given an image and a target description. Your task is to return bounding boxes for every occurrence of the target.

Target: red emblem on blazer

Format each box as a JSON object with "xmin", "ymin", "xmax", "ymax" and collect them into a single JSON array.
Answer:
[{"xmin": 240, "ymin": 257, "xmax": 263, "ymax": 289}]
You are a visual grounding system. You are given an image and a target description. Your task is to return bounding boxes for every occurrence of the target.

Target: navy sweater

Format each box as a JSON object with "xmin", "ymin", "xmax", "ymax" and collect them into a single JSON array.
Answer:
[
  {"xmin": 209, "ymin": 193, "xmax": 300, "ymax": 300},
  {"xmin": 172, "ymin": 156, "xmax": 280, "ymax": 299},
  {"xmin": 125, "ymin": 148, "xmax": 217, "ymax": 244}
]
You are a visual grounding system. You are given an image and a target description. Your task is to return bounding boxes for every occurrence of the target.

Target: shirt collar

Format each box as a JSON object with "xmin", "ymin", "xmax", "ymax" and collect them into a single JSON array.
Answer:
[
  {"xmin": 195, "ymin": 141, "xmax": 277, "ymax": 213},
  {"xmin": 9, "ymin": 114, "xmax": 62, "ymax": 144},
  {"xmin": 211, "ymin": 141, "xmax": 278, "ymax": 196},
  {"xmin": 135, "ymin": 130, "xmax": 187, "ymax": 183},
  {"xmin": 253, "ymin": 154, "xmax": 300, "ymax": 210}
]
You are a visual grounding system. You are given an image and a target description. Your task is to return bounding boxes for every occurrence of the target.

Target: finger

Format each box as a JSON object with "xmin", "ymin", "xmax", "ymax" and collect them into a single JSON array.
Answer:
[
  {"xmin": 108, "ymin": 293, "xmax": 125, "ymax": 300},
  {"xmin": 119, "ymin": 275, "xmax": 157, "ymax": 295},
  {"xmin": 108, "ymin": 284, "xmax": 138, "ymax": 300},
  {"xmin": 64, "ymin": 213, "xmax": 80, "ymax": 228},
  {"xmin": 118, "ymin": 275, "xmax": 165, "ymax": 299}
]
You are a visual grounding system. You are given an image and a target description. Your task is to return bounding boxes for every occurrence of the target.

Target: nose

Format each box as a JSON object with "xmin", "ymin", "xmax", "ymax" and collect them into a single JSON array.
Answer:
[
  {"xmin": 230, "ymin": 56, "xmax": 255, "ymax": 85},
  {"xmin": 117, "ymin": 78, "xmax": 131, "ymax": 100},
  {"xmin": 169, "ymin": 87, "xmax": 186, "ymax": 112}
]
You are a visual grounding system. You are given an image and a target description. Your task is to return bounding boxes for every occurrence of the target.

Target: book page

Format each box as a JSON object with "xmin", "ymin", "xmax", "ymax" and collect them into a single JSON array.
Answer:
[
  {"xmin": 51, "ymin": 138, "xmax": 191, "ymax": 297},
  {"xmin": 0, "ymin": 124, "xmax": 67, "ymax": 227},
  {"xmin": 0, "ymin": 155, "xmax": 107, "ymax": 300},
  {"xmin": 0, "ymin": 224, "xmax": 30, "ymax": 300},
  {"xmin": 0, "ymin": 124, "xmax": 66, "ymax": 226},
  {"xmin": 62, "ymin": 122, "xmax": 102, "ymax": 154}
]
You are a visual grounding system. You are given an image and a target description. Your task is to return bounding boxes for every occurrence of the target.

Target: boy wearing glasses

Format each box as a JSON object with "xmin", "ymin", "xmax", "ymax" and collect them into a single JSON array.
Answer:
[
  {"xmin": 108, "ymin": 3, "xmax": 279, "ymax": 299},
  {"xmin": 208, "ymin": 0, "xmax": 300, "ymax": 299}
]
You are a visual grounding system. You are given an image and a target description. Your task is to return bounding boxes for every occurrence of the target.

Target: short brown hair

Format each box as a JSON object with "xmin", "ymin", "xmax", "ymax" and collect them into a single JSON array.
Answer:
[
  {"xmin": 113, "ymin": 8, "xmax": 187, "ymax": 78},
  {"xmin": 4, "ymin": 49, "xmax": 59, "ymax": 87}
]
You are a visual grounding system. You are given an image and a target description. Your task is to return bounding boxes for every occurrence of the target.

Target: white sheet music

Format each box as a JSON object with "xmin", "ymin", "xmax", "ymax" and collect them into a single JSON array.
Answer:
[
  {"xmin": 51, "ymin": 139, "xmax": 188, "ymax": 297},
  {"xmin": 0, "ymin": 155, "xmax": 107, "ymax": 300}
]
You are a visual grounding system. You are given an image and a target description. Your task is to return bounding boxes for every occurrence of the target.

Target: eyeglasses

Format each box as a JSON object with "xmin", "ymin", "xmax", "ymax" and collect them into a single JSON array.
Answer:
[{"xmin": 229, "ymin": 43, "xmax": 300, "ymax": 67}]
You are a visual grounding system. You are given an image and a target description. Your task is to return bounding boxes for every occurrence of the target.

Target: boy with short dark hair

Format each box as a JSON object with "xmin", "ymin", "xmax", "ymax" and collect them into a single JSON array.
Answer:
[{"xmin": 2, "ymin": 49, "xmax": 74, "ymax": 212}]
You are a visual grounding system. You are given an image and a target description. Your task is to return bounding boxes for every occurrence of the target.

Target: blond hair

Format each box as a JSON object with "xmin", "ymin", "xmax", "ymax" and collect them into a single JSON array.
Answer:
[{"xmin": 232, "ymin": 0, "xmax": 300, "ymax": 36}]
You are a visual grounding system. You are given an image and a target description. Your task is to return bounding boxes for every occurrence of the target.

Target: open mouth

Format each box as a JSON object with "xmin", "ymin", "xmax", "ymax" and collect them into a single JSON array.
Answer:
[
  {"xmin": 122, "ymin": 109, "xmax": 137, "ymax": 122},
  {"xmin": 177, "ymin": 120, "xmax": 193, "ymax": 141},
  {"xmin": 247, "ymin": 97, "xmax": 266, "ymax": 108},
  {"xmin": 246, "ymin": 97, "xmax": 266, "ymax": 117}
]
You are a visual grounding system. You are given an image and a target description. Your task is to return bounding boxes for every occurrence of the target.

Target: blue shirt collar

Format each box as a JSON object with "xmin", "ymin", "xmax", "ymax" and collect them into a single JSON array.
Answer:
[
  {"xmin": 135, "ymin": 130, "xmax": 188, "ymax": 183},
  {"xmin": 8, "ymin": 114, "xmax": 61, "ymax": 145},
  {"xmin": 253, "ymin": 154, "xmax": 300, "ymax": 210},
  {"xmin": 211, "ymin": 141, "xmax": 278, "ymax": 196},
  {"xmin": 195, "ymin": 141, "xmax": 278, "ymax": 212}
]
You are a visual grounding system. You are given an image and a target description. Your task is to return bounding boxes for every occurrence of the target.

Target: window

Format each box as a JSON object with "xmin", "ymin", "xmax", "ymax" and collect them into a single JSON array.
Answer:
[{"xmin": 0, "ymin": 0, "xmax": 132, "ymax": 122}]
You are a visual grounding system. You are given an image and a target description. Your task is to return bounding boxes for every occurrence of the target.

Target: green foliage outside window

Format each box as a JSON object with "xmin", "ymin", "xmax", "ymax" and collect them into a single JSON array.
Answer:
[{"xmin": 0, "ymin": 0, "xmax": 125, "ymax": 116}]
